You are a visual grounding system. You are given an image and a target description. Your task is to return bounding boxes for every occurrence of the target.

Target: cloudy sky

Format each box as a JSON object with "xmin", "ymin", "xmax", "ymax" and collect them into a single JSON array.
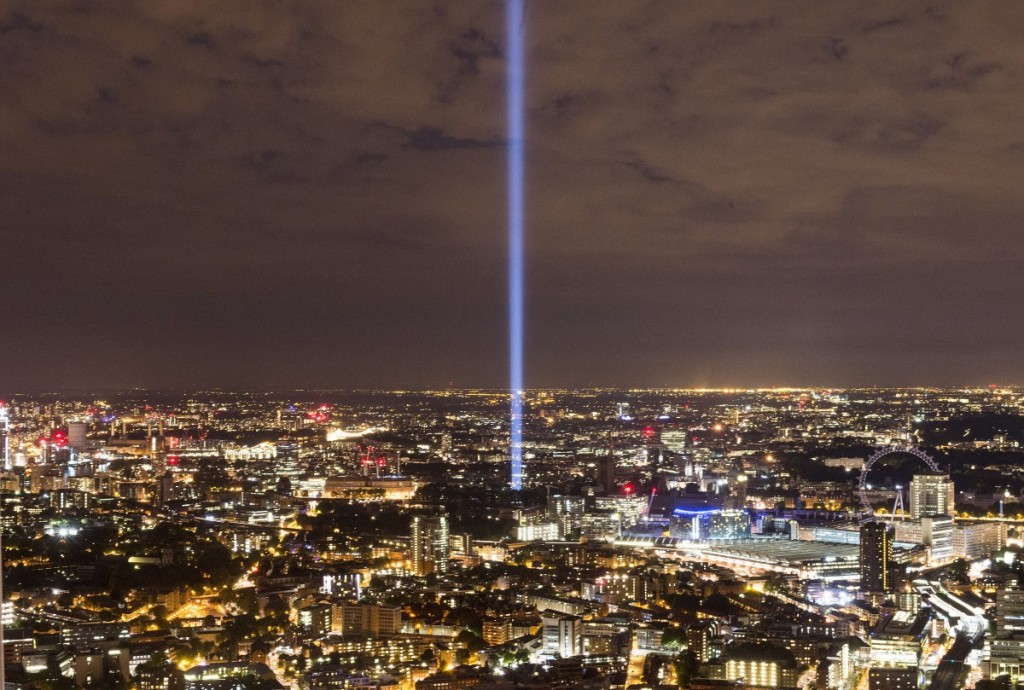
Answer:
[{"xmin": 2, "ymin": 1, "xmax": 1023, "ymax": 391}]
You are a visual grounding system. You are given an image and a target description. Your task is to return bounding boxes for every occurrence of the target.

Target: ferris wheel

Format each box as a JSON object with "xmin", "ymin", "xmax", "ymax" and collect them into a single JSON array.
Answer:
[{"xmin": 857, "ymin": 444, "xmax": 940, "ymax": 510}]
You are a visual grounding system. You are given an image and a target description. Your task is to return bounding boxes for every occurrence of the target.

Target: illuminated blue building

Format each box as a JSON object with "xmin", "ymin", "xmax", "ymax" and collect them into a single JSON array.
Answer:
[{"xmin": 669, "ymin": 508, "xmax": 751, "ymax": 541}]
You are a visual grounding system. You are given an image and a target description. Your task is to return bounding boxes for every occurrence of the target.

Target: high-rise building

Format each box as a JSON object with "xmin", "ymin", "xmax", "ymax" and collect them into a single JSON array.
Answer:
[
  {"xmin": 660, "ymin": 429, "xmax": 689, "ymax": 454},
  {"xmin": 599, "ymin": 454, "xmax": 615, "ymax": 494},
  {"xmin": 410, "ymin": 514, "xmax": 449, "ymax": 576},
  {"xmin": 909, "ymin": 474, "xmax": 954, "ymax": 519},
  {"xmin": 67, "ymin": 422, "xmax": 88, "ymax": 452},
  {"xmin": 686, "ymin": 621, "xmax": 717, "ymax": 663},
  {"xmin": 860, "ymin": 521, "xmax": 895, "ymax": 593},
  {"xmin": 546, "ymin": 494, "xmax": 584, "ymax": 539}
]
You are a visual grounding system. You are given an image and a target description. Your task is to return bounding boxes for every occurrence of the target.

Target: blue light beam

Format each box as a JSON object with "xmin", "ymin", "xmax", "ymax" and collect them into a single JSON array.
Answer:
[{"xmin": 508, "ymin": 0, "xmax": 525, "ymax": 491}]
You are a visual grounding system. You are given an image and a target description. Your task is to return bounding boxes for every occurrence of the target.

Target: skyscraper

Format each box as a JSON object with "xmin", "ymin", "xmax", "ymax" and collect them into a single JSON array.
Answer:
[
  {"xmin": 67, "ymin": 421, "xmax": 88, "ymax": 452},
  {"xmin": 909, "ymin": 473, "xmax": 954, "ymax": 519},
  {"xmin": 860, "ymin": 521, "xmax": 895, "ymax": 593},
  {"xmin": 410, "ymin": 514, "xmax": 449, "ymax": 577},
  {"xmin": 599, "ymin": 454, "xmax": 616, "ymax": 494}
]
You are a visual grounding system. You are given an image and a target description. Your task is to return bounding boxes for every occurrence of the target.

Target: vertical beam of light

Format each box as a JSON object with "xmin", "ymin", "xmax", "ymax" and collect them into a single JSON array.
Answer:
[{"xmin": 507, "ymin": 0, "xmax": 525, "ymax": 491}]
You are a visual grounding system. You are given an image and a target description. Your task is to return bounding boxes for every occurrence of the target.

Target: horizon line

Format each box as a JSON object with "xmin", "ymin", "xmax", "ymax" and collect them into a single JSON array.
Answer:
[{"xmin": 1, "ymin": 384, "xmax": 1020, "ymax": 397}]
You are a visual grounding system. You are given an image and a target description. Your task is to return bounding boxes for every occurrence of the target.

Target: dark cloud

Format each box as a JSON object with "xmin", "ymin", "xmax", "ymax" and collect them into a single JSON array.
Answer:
[
  {"xmin": 185, "ymin": 32, "xmax": 214, "ymax": 49},
  {"xmin": 862, "ymin": 16, "xmax": 907, "ymax": 34},
  {"xmin": 0, "ymin": 0, "xmax": 1022, "ymax": 391},
  {"xmin": 0, "ymin": 12, "xmax": 42, "ymax": 34},
  {"xmin": 403, "ymin": 125, "xmax": 504, "ymax": 150}
]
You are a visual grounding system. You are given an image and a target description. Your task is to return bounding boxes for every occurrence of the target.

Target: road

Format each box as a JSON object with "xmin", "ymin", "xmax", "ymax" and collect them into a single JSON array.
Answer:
[
  {"xmin": 624, "ymin": 647, "xmax": 646, "ymax": 687},
  {"xmin": 956, "ymin": 515, "xmax": 1024, "ymax": 525},
  {"xmin": 928, "ymin": 630, "xmax": 984, "ymax": 690},
  {"xmin": 266, "ymin": 646, "xmax": 298, "ymax": 690}
]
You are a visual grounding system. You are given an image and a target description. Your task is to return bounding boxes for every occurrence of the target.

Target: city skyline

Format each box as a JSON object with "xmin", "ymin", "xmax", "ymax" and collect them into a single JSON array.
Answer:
[
  {"xmin": 3, "ymin": 2, "xmax": 1024, "ymax": 390},
  {"xmin": 6, "ymin": 4, "xmax": 1024, "ymax": 688},
  {"xmin": 0, "ymin": 381, "xmax": 1018, "ymax": 689}
]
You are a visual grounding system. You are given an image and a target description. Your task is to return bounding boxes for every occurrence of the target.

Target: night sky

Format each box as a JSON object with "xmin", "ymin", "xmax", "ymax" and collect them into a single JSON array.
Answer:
[{"xmin": 3, "ymin": 2, "xmax": 1024, "ymax": 391}]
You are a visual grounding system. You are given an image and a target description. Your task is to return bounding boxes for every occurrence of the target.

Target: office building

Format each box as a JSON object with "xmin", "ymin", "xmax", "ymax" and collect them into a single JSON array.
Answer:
[
  {"xmin": 953, "ymin": 521, "xmax": 1006, "ymax": 559},
  {"xmin": 895, "ymin": 516, "xmax": 954, "ymax": 564},
  {"xmin": 909, "ymin": 474, "xmax": 954, "ymax": 519},
  {"xmin": 998, "ymin": 584, "xmax": 1024, "ymax": 636}
]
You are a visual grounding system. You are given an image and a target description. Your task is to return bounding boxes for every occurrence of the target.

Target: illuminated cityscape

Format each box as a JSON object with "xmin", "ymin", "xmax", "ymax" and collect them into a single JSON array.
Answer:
[
  {"xmin": 0, "ymin": 389, "xmax": 1018, "ymax": 689},
  {"xmin": 3, "ymin": 2, "xmax": 1024, "ymax": 690}
]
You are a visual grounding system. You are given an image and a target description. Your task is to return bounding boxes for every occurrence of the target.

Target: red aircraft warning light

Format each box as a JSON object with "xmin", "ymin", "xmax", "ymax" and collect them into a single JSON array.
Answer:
[
  {"xmin": 51, "ymin": 429, "xmax": 68, "ymax": 448},
  {"xmin": 306, "ymin": 404, "xmax": 332, "ymax": 424}
]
